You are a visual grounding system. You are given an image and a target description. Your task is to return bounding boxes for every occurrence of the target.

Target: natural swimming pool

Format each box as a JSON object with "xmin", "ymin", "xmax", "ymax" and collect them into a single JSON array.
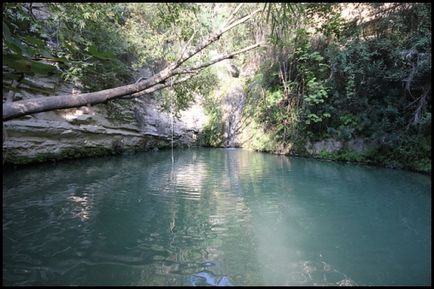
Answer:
[{"xmin": 3, "ymin": 148, "xmax": 431, "ymax": 285}]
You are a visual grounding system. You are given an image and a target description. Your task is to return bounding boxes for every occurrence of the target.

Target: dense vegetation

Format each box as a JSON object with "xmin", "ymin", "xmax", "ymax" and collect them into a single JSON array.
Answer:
[
  {"xmin": 243, "ymin": 3, "xmax": 431, "ymax": 172},
  {"xmin": 3, "ymin": 3, "xmax": 431, "ymax": 172}
]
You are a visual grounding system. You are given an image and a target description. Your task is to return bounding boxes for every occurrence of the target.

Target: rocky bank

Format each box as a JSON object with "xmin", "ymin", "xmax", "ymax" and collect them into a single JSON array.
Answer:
[{"xmin": 3, "ymin": 73, "xmax": 209, "ymax": 165}]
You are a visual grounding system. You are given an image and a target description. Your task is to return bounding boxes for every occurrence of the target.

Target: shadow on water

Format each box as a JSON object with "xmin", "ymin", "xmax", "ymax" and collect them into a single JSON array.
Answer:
[{"xmin": 3, "ymin": 148, "xmax": 431, "ymax": 285}]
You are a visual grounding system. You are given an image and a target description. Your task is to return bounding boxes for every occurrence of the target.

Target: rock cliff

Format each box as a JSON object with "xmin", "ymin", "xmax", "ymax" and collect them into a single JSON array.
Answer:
[{"xmin": 3, "ymin": 74, "xmax": 208, "ymax": 165}]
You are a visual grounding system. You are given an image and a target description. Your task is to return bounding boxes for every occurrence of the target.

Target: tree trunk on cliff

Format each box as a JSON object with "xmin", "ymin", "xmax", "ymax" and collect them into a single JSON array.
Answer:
[{"xmin": 3, "ymin": 6, "xmax": 262, "ymax": 121}]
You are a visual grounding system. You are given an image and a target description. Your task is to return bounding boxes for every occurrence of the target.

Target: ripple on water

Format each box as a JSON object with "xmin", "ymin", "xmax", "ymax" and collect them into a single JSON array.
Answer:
[{"xmin": 2, "ymin": 148, "xmax": 431, "ymax": 286}]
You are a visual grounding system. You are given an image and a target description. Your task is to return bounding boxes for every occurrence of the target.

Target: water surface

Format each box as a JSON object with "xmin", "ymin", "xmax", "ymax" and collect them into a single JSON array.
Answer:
[{"xmin": 3, "ymin": 148, "xmax": 431, "ymax": 285}]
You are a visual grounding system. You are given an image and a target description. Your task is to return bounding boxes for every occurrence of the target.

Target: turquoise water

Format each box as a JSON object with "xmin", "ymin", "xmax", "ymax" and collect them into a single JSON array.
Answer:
[{"xmin": 3, "ymin": 148, "xmax": 431, "ymax": 285}]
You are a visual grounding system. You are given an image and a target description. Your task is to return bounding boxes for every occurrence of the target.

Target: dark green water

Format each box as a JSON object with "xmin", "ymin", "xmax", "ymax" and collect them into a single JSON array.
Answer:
[{"xmin": 3, "ymin": 148, "xmax": 431, "ymax": 286}]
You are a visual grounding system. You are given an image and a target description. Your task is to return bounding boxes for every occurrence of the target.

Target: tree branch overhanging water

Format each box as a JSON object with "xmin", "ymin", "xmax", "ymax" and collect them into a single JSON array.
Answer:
[{"xmin": 3, "ymin": 6, "xmax": 262, "ymax": 121}]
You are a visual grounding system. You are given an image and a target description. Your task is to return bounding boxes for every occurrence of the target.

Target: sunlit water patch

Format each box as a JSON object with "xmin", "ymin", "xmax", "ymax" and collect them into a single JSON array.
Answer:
[{"xmin": 3, "ymin": 148, "xmax": 431, "ymax": 285}]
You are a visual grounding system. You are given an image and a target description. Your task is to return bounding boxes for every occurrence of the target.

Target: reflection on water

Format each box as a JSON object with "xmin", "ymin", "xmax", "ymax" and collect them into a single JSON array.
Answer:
[{"xmin": 3, "ymin": 148, "xmax": 431, "ymax": 285}]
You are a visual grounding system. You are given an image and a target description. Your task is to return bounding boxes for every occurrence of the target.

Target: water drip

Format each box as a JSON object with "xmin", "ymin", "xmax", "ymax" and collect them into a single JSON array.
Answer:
[
  {"xmin": 169, "ymin": 80, "xmax": 175, "ymax": 184},
  {"xmin": 170, "ymin": 80, "xmax": 174, "ymax": 165}
]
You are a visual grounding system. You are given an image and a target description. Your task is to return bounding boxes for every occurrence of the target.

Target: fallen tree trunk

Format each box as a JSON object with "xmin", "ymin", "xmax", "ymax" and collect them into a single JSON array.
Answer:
[{"xmin": 3, "ymin": 6, "xmax": 262, "ymax": 121}]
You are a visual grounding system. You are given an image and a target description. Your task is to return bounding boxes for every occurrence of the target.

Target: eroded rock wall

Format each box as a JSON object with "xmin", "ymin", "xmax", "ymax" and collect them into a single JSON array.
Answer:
[{"xmin": 3, "ymin": 75, "xmax": 208, "ymax": 165}]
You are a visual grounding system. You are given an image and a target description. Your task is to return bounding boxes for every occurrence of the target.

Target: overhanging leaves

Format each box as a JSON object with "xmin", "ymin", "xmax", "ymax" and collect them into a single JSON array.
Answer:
[{"xmin": 88, "ymin": 45, "xmax": 116, "ymax": 60}]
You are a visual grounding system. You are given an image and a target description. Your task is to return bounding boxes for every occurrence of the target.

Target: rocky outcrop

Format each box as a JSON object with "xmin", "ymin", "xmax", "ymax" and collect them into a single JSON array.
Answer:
[
  {"xmin": 3, "ymin": 118, "xmax": 161, "ymax": 164},
  {"xmin": 305, "ymin": 139, "xmax": 343, "ymax": 154},
  {"xmin": 221, "ymin": 83, "xmax": 245, "ymax": 147},
  {"xmin": 133, "ymin": 96, "xmax": 208, "ymax": 143},
  {"xmin": 3, "ymin": 2, "xmax": 209, "ymax": 165},
  {"xmin": 304, "ymin": 138, "xmax": 380, "ymax": 155},
  {"xmin": 3, "ymin": 74, "xmax": 209, "ymax": 165},
  {"xmin": 207, "ymin": 60, "xmax": 246, "ymax": 148}
]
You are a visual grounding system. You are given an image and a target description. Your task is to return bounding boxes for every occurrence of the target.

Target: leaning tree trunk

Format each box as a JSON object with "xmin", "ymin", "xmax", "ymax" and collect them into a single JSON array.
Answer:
[{"xmin": 3, "ymin": 5, "xmax": 262, "ymax": 121}]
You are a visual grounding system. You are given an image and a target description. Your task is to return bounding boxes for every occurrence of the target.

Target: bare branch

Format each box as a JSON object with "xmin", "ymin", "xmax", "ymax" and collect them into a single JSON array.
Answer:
[
  {"xmin": 174, "ymin": 42, "xmax": 264, "ymax": 75},
  {"xmin": 176, "ymin": 29, "xmax": 197, "ymax": 64},
  {"xmin": 223, "ymin": 3, "xmax": 244, "ymax": 27},
  {"xmin": 411, "ymin": 85, "xmax": 430, "ymax": 125},
  {"xmin": 128, "ymin": 43, "xmax": 264, "ymax": 98},
  {"xmin": 220, "ymin": 9, "xmax": 261, "ymax": 37},
  {"xmin": 124, "ymin": 73, "xmax": 199, "ymax": 100},
  {"xmin": 171, "ymin": 7, "xmax": 261, "ymax": 69}
]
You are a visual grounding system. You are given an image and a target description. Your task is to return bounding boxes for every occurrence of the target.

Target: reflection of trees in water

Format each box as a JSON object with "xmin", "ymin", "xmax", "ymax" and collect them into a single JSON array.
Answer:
[
  {"xmin": 57, "ymin": 149, "xmax": 262, "ymax": 285},
  {"xmin": 4, "ymin": 149, "xmax": 430, "ymax": 285},
  {"xmin": 290, "ymin": 259, "xmax": 358, "ymax": 286},
  {"xmin": 138, "ymin": 149, "xmax": 262, "ymax": 285}
]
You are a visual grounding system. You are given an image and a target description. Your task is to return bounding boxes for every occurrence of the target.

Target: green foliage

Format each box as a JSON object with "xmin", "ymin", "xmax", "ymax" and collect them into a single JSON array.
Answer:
[
  {"xmin": 2, "ymin": 4, "xmax": 62, "ymax": 78},
  {"xmin": 123, "ymin": 3, "xmax": 204, "ymax": 68},
  {"xmin": 249, "ymin": 126, "xmax": 277, "ymax": 152},
  {"xmin": 160, "ymin": 68, "xmax": 218, "ymax": 115},
  {"xmin": 243, "ymin": 3, "xmax": 431, "ymax": 172},
  {"xmin": 4, "ymin": 3, "xmax": 245, "ymax": 123},
  {"xmin": 304, "ymin": 77, "xmax": 328, "ymax": 105},
  {"xmin": 3, "ymin": 3, "xmax": 431, "ymax": 173},
  {"xmin": 46, "ymin": 3, "xmax": 135, "ymax": 90},
  {"xmin": 200, "ymin": 101, "xmax": 224, "ymax": 147},
  {"xmin": 2, "ymin": 3, "xmax": 135, "ymax": 91}
]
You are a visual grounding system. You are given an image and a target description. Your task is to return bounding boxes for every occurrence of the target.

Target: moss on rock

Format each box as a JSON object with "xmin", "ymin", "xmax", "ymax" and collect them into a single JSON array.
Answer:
[{"xmin": 4, "ymin": 147, "xmax": 114, "ymax": 166}]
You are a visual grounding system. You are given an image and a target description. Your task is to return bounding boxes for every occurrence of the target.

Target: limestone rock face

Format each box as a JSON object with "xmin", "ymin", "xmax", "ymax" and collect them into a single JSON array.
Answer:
[
  {"xmin": 305, "ymin": 139, "xmax": 343, "ymax": 154},
  {"xmin": 133, "ymin": 95, "xmax": 209, "ymax": 145},
  {"xmin": 304, "ymin": 138, "xmax": 380, "ymax": 155},
  {"xmin": 3, "ymin": 74, "xmax": 208, "ymax": 165},
  {"xmin": 221, "ymin": 83, "xmax": 245, "ymax": 147},
  {"xmin": 3, "ymin": 118, "xmax": 150, "ymax": 161},
  {"xmin": 2, "ymin": 4, "xmax": 209, "ymax": 165}
]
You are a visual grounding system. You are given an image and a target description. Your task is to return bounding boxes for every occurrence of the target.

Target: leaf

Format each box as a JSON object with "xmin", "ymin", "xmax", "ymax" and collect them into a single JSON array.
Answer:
[
  {"xmin": 88, "ymin": 45, "xmax": 116, "ymax": 60},
  {"xmin": 23, "ymin": 35, "xmax": 46, "ymax": 48},
  {"xmin": 3, "ymin": 53, "xmax": 57, "ymax": 74},
  {"xmin": 30, "ymin": 61, "xmax": 58, "ymax": 74},
  {"xmin": 41, "ymin": 50, "xmax": 54, "ymax": 58},
  {"xmin": 4, "ymin": 59, "xmax": 33, "ymax": 73},
  {"xmin": 42, "ymin": 56, "xmax": 67, "ymax": 63},
  {"xmin": 78, "ymin": 20, "xmax": 86, "ymax": 30},
  {"xmin": 3, "ymin": 22, "xmax": 12, "ymax": 42},
  {"xmin": 4, "ymin": 40, "xmax": 23, "ymax": 55},
  {"xmin": 4, "ymin": 34, "xmax": 22, "ymax": 52}
]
